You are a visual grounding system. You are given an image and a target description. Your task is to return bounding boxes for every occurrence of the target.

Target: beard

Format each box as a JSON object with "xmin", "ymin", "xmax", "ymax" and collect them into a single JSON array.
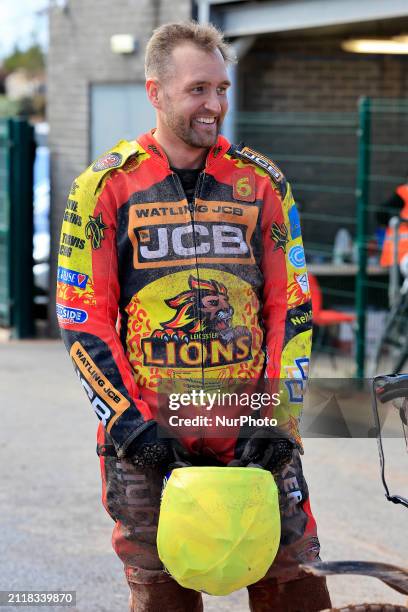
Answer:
[{"xmin": 163, "ymin": 97, "xmax": 222, "ymax": 149}]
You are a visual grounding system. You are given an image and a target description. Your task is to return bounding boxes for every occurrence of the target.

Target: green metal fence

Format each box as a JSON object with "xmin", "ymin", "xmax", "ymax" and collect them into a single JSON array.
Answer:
[
  {"xmin": 0, "ymin": 118, "xmax": 35, "ymax": 338},
  {"xmin": 236, "ymin": 108, "xmax": 360, "ymax": 373},
  {"xmin": 358, "ymin": 98, "xmax": 408, "ymax": 376},
  {"xmin": 236, "ymin": 100, "xmax": 408, "ymax": 377}
]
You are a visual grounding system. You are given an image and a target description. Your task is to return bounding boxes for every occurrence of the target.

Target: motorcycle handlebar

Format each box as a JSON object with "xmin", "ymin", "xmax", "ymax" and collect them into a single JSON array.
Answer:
[{"xmin": 374, "ymin": 374, "xmax": 408, "ymax": 403}]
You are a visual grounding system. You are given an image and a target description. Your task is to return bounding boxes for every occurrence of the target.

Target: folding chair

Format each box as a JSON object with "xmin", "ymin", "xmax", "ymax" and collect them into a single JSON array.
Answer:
[{"xmin": 308, "ymin": 272, "xmax": 355, "ymax": 366}]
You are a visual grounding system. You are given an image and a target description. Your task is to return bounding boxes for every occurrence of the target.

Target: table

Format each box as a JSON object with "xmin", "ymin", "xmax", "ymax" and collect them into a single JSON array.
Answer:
[{"xmin": 308, "ymin": 263, "xmax": 386, "ymax": 277}]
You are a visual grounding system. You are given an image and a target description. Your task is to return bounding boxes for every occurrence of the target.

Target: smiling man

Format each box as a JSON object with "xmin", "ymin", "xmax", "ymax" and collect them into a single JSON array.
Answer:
[
  {"xmin": 56, "ymin": 21, "xmax": 331, "ymax": 612},
  {"xmin": 145, "ymin": 26, "xmax": 231, "ymax": 161}
]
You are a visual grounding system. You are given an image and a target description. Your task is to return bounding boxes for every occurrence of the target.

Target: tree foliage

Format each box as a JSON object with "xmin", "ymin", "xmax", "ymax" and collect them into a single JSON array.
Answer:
[
  {"xmin": 3, "ymin": 44, "xmax": 45, "ymax": 74},
  {"xmin": 0, "ymin": 95, "xmax": 19, "ymax": 117}
]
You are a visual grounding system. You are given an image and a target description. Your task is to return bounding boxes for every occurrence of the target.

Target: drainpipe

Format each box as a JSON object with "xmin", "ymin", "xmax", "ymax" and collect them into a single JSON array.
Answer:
[
  {"xmin": 196, "ymin": 0, "xmax": 255, "ymax": 144},
  {"xmin": 197, "ymin": 0, "xmax": 210, "ymax": 23},
  {"xmin": 224, "ymin": 36, "xmax": 255, "ymax": 144},
  {"xmin": 152, "ymin": 0, "xmax": 161, "ymax": 29}
]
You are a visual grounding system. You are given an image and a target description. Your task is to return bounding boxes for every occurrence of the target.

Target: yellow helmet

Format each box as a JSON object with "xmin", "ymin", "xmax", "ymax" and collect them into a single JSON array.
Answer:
[{"xmin": 157, "ymin": 466, "xmax": 280, "ymax": 596}]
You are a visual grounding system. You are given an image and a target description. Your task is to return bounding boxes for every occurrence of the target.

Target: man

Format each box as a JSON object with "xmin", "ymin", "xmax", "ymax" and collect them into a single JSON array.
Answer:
[
  {"xmin": 57, "ymin": 21, "xmax": 331, "ymax": 612},
  {"xmin": 378, "ymin": 175, "xmax": 408, "ymax": 267}
]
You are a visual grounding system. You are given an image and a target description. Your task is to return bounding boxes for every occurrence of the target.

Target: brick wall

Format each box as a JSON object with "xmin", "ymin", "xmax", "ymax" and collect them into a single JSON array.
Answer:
[
  {"xmin": 239, "ymin": 34, "xmax": 408, "ymax": 113},
  {"xmin": 238, "ymin": 34, "xmax": 408, "ymax": 255},
  {"xmin": 48, "ymin": 0, "xmax": 191, "ymax": 334}
]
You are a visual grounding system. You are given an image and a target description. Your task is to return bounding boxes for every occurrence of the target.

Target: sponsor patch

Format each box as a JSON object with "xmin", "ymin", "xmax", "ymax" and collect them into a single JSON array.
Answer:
[
  {"xmin": 70, "ymin": 341, "xmax": 130, "ymax": 431},
  {"xmin": 289, "ymin": 246, "xmax": 306, "ymax": 268},
  {"xmin": 85, "ymin": 212, "xmax": 108, "ymax": 249},
  {"xmin": 284, "ymin": 357, "xmax": 310, "ymax": 403},
  {"xmin": 285, "ymin": 356, "xmax": 309, "ymax": 379},
  {"xmin": 92, "ymin": 152, "xmax": 122, "ymax": 172},
  {"xmin": 289, "ymin": 303, "xmax": 312, "ymax": 328},
  {"xmin": 133, "ymin": 222, "xmax": 250, "ymax": 266},
  {"xmin": 232, "ymin": 169, "xmax": 256, "ymax": 202},
  {"xmin": 295, "ymin": 272, "xmax": 309, "ymax": 294},
  {"xmin": 285, "ymin": 302, "xmax": 313, "ymax": 343},
  {"xmin": 56, "ymin": 304, "xmax": 88, "ymax": 324},
  {"xmin": 125, "ymin": 268, "xmax": 264, "ymax": 386},
  {"xmin": 271, "ymin": 222, "xmax": 289, "ymax": 252},
  {"xmin": 232, "ymin": 145, "xmax": 287, "ymax": 198},
  {"xmin": 288, "ymin": 205, "xmax": 301, "ymax": 239},
  {"xmin": 70, "ymin": 180, "xmax": 79, "ymax": 195},
  {"xmin": 58, "ymin": 232, "xmax": 85, "ymax": 259},
  {"xmin": 239, "ymin": 146, "xmax": 283, "ymax": 182},
  {"xmin": 128, "ymin": 199, "xmax": 257, "ymax": 269},
  {"xmin": 57, "ymin": 266, "xmax": 88, "ymax": 289},
  {"xmin": 63, "ymin": 199, "xmax": 82, "ymax": 227},
  {"xmin": 142, "ymin": 274, "xmax": 252, "ymax": 369}
]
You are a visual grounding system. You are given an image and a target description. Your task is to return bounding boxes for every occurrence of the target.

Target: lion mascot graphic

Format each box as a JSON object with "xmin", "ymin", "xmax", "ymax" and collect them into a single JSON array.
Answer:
[{"xmin": 152, "ymin": 275, "xmax": 250, "ymax": 344}]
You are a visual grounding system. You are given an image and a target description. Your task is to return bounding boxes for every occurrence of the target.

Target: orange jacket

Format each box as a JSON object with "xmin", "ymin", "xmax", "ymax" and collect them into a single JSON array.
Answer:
[{"xmin": 380, "ymin": 184, "xmax": 408, "ymax": 267}]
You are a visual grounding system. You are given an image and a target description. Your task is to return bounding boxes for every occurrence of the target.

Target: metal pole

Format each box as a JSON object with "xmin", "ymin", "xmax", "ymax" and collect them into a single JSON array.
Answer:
[
  {"xmin": 0, "ymin": 120, "xmax": 12, "ymax": 328},
  {"xmin": 356, "ymin": 97, "xmax": 371, "ymax": 379},
  {"xmin": 9, "ymin": 119, "xmax": 35, "ymax": 338},
  {"xmin": 389, "ymin": 216, "xmax": 400, "ymax": 308}
]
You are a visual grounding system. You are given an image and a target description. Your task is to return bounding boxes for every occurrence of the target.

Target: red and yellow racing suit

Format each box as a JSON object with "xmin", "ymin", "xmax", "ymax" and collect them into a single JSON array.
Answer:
[
  {"xmin": 57, "ymin": 131, "xmax": 321, "ymax": 588},
  {"xmin": 57, "ymin": 130, "xmax": 312, "ymax": 461}
]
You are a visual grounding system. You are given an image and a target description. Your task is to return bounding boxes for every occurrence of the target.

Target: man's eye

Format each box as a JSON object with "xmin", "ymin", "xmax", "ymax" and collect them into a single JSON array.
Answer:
[
  {"xmin": 192, "ymin": 86, "xmax": 204, "ymax": 93},
  {"xmin": 217, "ymin": 87, "xmax": 227, "ymax": 95}
]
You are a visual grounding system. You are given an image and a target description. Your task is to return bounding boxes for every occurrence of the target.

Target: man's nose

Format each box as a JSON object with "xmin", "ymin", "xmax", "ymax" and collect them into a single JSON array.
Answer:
[{"xmin": 204, "ymin": 90, "xmax": 222, "ymax": 114}]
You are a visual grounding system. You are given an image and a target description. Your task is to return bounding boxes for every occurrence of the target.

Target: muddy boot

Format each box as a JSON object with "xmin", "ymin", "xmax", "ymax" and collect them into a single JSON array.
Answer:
[
  {"xmin": 127, "ymin": 570, "xmax": 203, "ymax": 612},
  {"xmin": 248, "ymin": 575, "xmax": 332, "ymax": 612}
]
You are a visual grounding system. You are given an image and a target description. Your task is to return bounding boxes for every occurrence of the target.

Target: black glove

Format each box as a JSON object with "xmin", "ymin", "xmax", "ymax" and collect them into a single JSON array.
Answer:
[
  {"xmin": 168, "ymin": 438, "xmax": 194, "ymax": 469},
  {"xmin": 229, "ymin": 426, "xmax": 298, "ymax": 474},
  {"xmin": 168, "ymin": 440, "xmax": 225, "ymax": 470},
  {"xmin": 125, "ymin": 421, "xmax": 172, "ymax": 467}
]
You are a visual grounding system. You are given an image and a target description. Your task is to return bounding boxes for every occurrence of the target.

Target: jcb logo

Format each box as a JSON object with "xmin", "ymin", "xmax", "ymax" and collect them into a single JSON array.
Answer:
[{"xmin": 130, "ymin": 222, "xmax": 254, "ymax": 269}]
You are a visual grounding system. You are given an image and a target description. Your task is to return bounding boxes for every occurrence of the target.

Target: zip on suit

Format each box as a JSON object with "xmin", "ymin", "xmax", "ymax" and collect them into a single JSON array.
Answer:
[{"xmin": 57, "ymin": 130, "xmax": 312, "ymax": 462}]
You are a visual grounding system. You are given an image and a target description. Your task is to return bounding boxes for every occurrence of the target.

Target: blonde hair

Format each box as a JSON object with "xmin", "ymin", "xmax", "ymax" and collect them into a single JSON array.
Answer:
[{"xmin": 145, "ymin": 21, "xmax": 236, "ymax": 80}]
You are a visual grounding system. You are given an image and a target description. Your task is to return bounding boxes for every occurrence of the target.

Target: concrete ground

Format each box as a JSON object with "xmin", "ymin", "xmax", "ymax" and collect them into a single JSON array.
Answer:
[{"xmin": 0, "ymin": 339, "xmax": 407, "ymax": 611}]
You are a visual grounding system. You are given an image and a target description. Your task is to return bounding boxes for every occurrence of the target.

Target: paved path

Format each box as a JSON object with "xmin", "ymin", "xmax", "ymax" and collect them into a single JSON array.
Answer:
[{"xmin": 0, "ymin": 340, "xmax": 406, "ymax": 611}]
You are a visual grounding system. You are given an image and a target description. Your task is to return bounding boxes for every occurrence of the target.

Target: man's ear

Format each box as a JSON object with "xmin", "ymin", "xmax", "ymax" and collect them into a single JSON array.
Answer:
[{"xmin": 146, "ymin": 78, "xmax": 161, "ymax": 110}]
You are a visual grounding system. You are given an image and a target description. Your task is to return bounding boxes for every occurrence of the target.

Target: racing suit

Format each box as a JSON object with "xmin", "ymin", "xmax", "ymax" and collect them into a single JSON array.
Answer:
[{"xmin": 57, "ymin": 131, "xmax": 325, "ymax": 609}]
